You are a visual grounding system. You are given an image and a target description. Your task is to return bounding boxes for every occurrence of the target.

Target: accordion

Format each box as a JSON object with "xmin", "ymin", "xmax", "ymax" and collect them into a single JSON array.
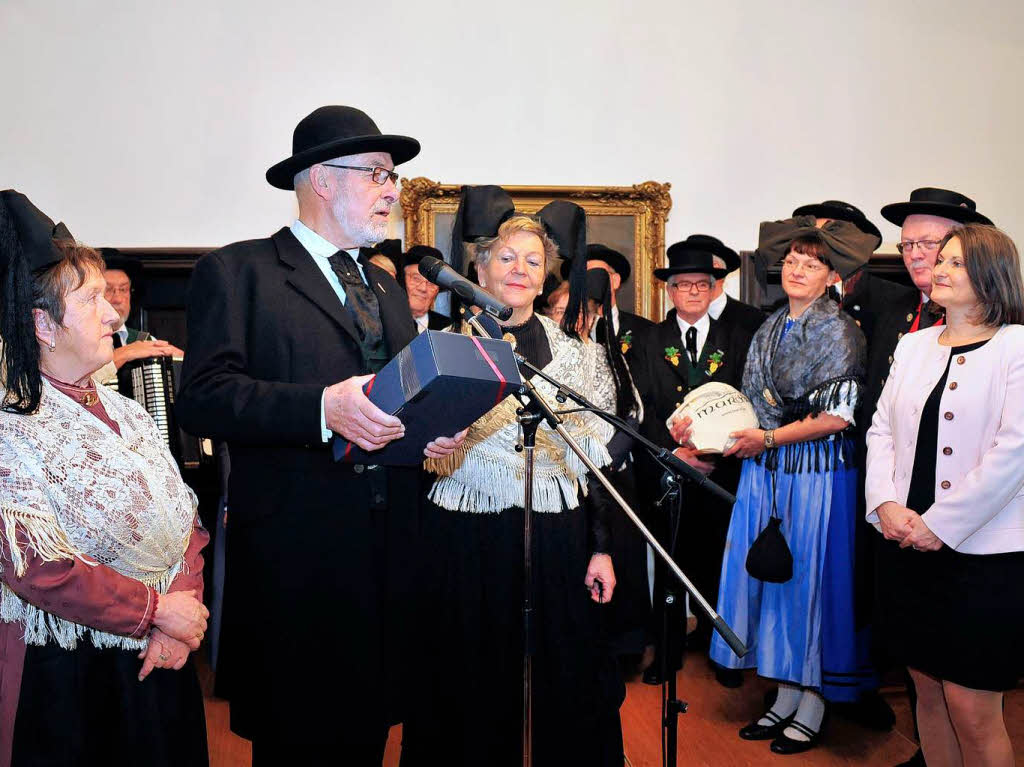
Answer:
[{"xmin": 108, "ymin": 356, "xmax": 210, "ymax": 469}]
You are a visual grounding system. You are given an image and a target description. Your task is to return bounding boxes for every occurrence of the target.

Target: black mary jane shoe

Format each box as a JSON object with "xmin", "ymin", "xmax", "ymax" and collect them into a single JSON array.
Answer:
[
  {"xmin": 770, "ymin": 717, "xmax": 826, "ymax": 754},
  {"xmin": 738, "ymin": 709, "xmax": 794, "ymax": 741}
]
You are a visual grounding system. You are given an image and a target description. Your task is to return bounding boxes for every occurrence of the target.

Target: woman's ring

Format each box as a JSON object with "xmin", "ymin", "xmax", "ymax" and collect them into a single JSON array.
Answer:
[{"xmin": 159, "ymin": 653, "xmax": 169, "ymax": 661}]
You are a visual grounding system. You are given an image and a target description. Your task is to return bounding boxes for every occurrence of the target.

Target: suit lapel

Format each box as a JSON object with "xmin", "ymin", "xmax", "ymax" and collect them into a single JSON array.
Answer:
[
  {"xmin": 697, "ymin": 318, "xmax": 727, "ymax": 381},
  {"xmin": 655, "ymin": 319, "xmax": 690, "ymax": 385},
  {"xmin": 274, "ymin": 228, "xmax": 360, "ymax": 346}
]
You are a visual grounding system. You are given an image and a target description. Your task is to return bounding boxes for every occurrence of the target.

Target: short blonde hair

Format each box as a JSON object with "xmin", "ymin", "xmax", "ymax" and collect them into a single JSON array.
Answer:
[{"xmin": 469, "ymin": 215, "xmax": 561, "ymax": 275}]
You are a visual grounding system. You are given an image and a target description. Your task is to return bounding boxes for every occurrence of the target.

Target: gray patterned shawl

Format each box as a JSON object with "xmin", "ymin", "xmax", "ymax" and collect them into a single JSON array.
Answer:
[{"xmin": 743, "ymin": 295, "xmax": 865, "ymax": 434}]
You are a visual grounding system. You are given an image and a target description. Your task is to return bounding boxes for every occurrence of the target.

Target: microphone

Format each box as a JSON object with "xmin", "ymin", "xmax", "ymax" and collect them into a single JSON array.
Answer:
[{"xmin": 418, "ymin": 256, "xmax": 514, "ymax": 321}]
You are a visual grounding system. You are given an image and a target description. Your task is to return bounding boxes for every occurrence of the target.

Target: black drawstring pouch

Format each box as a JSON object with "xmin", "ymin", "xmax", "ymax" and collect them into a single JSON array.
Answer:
[{"xmin": 745, "ymin": 470, "xmax": 793, "ymax": 583}]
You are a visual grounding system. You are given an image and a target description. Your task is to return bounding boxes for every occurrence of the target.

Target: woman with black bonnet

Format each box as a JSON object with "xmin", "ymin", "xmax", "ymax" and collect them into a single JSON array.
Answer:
[
  {"xmin": 0, "ymin": 190, "xmax": 209, "ymax": 767},
  {"xmin": 584, "ymin": 267, "xmax": 650, "ymax": 660},
  {"xmin": 708, "ymin": 216, "xmax": 876, "ymax": 754},
  {"xmin": 402, "ymin": 186, "xmax": 624, "ymax": 766}
]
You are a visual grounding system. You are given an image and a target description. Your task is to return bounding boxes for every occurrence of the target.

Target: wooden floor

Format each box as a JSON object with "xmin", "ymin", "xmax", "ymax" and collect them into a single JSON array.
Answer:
[{"xmin": 200, "ymin": 653, "xmax": 1024, "ymax": 766}]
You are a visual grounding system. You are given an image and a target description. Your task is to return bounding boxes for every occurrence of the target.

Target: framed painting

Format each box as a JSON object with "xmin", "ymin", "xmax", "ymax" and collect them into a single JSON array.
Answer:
[{"xmin": 399, "ymin": 178, "xmax": 673, "ymax": 321}]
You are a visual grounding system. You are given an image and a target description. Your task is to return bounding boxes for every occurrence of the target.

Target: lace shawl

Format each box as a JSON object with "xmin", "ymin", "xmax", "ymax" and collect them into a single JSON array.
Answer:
[
  {"xmin": 425, "ymin": 314, "xmax": 613, "ymax": 513},
  {"xmin": 0, "ymin": 379, "xmax": 197, "ymax": 649}
]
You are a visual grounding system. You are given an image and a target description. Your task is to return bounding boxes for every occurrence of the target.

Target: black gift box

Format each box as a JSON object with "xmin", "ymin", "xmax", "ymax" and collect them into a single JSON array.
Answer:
[{"xmin": 333, "ymin": 330, "xmax": 523, "ymax": 466}]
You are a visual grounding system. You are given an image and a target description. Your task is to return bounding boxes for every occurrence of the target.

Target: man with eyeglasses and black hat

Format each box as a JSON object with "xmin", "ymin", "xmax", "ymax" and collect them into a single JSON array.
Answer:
[
  {"xmin": 176, "ymin": 105, "xmax": 465, "ymax": 765},
  {"xmin": 402, "ymin": 245, "xmax": 449, "ymax": 332},
  {"xmin": 631, "ymin": 236, "xmax": 761, "ymax": 687}
]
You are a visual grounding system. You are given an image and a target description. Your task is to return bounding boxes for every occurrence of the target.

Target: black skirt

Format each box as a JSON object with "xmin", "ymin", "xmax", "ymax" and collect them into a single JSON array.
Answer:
[
  {"xmin": 11, "ymin": 641, "xmax": 208, "ymax": 766},
  {"xmin": 875, "ymin": 541, "xmax": 1024, "ymax": 692},
  {"xmin": 401, "ymin": 501, "xmax": 624, "ymax": 767}
]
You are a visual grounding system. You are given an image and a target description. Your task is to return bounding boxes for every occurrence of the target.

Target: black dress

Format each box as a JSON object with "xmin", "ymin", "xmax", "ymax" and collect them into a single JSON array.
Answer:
[
  {"xmin": 401, "ymin": 316, "xmax": 625, "ymax": 767},
  {"xmin": 875, "ymin": 338, "xmax": 1024, "ymax": 692}
]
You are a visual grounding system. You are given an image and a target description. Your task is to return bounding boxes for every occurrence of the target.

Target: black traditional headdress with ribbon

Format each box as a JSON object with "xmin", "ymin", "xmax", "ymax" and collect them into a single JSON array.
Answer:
[
  {"xmin": 0, "ymin": 190, "xmax": 75, "ymax": 413},
  {"xmin": 448, "ymin": 186, "xmax": 589, "ymax": 339},
  {"xmin": 586, "ymin": 268, "xmax": 638, "ymax": 420},
  {"xmin": 754, "ymin": 215, "xmax": 879, "ymax": 280}
]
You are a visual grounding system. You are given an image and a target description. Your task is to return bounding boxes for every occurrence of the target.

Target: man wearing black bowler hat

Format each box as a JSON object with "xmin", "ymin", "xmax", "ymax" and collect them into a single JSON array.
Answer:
[
  {"xmin": 631, "ymin": 237, "xmax": 761, "ymax": 686},
  {"xmin": 176, "ymin": 105, "xmax": 465, "ymax": 765},
  {"xmin": 581, "ymin": 243, "xmax": 655, "ymax": 364}
]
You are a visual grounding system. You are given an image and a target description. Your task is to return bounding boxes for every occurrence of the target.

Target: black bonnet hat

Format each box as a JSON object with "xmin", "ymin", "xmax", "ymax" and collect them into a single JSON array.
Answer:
[
  {"xmin": 756, "ymin": 215, "xmax": 876, "ymax": 280},
  {"xmin": 881, "ymin": 187, "xmax": 993, "ymax": 227},
  {"xmin": 0, "ymin": 190, "xmax": 73, "ymax": 274},
  {"xmin": 792, "ymin": 200, "xmax": 882, "ymax": 243},
  {"xmin": 404, "ymin": 244, "xmax": 443, "ymax": 265},
  {"xmin": 537, "ymin": 200, "xmax": 587, "ymax": 340},
  {"xmin": 266, "ymin": 105, "xmax": 420, "ymax": 190}
]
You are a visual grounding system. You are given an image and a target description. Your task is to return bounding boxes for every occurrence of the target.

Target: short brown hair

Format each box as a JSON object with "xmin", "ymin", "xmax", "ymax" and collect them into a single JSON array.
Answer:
[
  {"xmin": 940, "ymin": 224, "xmax": 1024, "ymax": 326},
  {"xmin": 789, "ymin": 233, "xmax": 831, "ymax": 267}
]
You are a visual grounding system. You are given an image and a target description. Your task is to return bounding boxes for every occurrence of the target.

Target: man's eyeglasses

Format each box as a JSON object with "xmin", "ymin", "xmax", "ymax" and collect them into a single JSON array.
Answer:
[
  {"xmin": 104, "ymin": 286, "xmax": 132, "ymax": 297},
  {"xmin": 896, "ymin": 239, "xmax": 942, "ymax": 255},
  {"xmin": 321, "ymin": 164, "xmax": 399, "ymax": 186},
  {"xmin": 668, "ymin": 279, "xmax": 711, "ymax": 293}
]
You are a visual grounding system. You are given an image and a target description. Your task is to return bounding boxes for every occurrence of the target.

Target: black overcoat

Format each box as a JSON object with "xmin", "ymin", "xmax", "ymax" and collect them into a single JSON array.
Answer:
[{"xmin": 176, "ymin": 227, "xmax": 420, "ymax": 747}]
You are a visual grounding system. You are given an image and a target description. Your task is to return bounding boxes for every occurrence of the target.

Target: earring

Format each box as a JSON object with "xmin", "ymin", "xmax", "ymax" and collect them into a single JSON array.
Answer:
[{"xmin": 48, "ymin": 339, "xmax": 56, "ymax": 352}]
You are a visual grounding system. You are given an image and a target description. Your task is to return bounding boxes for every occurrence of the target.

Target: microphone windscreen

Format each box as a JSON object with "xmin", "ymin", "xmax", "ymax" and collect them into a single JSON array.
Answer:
[{"xmin": 418, "ymin": 256, "xmax": 445, "ymax": 281}]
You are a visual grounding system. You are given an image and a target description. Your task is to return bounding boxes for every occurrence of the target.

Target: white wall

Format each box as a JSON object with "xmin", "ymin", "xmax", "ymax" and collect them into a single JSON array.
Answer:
[{"xmin": 2, "ymin": 0, "xmax": 1022, "ymax": 254}]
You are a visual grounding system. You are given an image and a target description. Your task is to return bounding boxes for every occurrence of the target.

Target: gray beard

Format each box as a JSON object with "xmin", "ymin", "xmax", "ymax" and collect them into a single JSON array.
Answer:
[{"xmin": 336, "ymin": 203, "xmax": 388, "ymax": 248}]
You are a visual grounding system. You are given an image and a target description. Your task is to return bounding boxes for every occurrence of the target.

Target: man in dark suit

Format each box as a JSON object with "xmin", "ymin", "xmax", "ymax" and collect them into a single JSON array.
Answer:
[
  {"xmin": 176, "ymin": 105, "xmax": 464, "ymax": 766},
  {"xmin": 632, "ymin": 237, "xmax": 763, "ymax": 685},
  {"xmin": 583, "ymin": 243, "xmax": 654, "ymax": 363},
  {"xmin": 403, "ymin": 245, "xmax": 449, "ymax": 331}
]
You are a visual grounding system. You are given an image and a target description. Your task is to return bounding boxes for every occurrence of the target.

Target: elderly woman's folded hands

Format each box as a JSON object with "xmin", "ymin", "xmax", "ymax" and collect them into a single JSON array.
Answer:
[
  {"xmin": 876, "ymin": 502, "xmax": 942, "ymax": 551},
  {"xmin": 153, "ymin": 589, "xmax": 209, "ymax": 649}
]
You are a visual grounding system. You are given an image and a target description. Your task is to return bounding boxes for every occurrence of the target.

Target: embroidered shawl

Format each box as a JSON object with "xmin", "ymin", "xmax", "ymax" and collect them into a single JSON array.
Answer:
[
  {"xmin": 0, "ymin": 380, "xmax": 197, "ymax": 649},
  {"xmin": 425, "ymin": 314, "xmax": 612, "ymax": 513},
  {"xmin": 743, "ymin": 294, "xmax": 865, "ymax": 432}
]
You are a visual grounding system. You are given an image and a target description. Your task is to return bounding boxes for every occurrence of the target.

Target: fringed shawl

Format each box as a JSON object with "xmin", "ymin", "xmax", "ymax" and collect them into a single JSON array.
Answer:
[
  {"xmin": 0, "ymin": 380, "xmax": 197, "ymax": 649},
  {"xmin": 743, "ymin": 295, "xmax": 865, "ymax": 472},
  {"xmin": 425, "ymin": 314, "xmax": 612, "ymax": 513}
]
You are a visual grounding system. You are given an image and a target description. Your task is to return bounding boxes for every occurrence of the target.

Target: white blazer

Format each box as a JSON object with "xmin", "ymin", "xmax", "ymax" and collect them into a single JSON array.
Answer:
[{"xmin": 865, "ymin": 324, "xmax": 1024, "ymax": 554}]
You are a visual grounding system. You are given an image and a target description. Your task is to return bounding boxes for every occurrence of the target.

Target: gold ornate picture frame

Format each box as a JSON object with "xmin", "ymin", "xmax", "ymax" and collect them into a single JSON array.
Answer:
[{"xmin": 399, "ymin": 178, "xmax": 672, "ymax": 321}]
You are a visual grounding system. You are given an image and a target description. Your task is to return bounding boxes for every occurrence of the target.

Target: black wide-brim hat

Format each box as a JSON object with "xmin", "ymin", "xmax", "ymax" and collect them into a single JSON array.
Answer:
[
  {"xmin": 654, "ymin": 236, "xmax": 732, "ymax": 281},
  {"xmin": 881, "ymin": 187, "xmax": 992, "ymax": 227},
  {"xmin": 266, "ymin": 106, "xmax": 420, "ymax": 190},
  {"xmin": 100, "ymin": 247, "xmax": 144, "ymax": 289},
  {"xmin": 585, "ymin": 243, "xmax": 632, "ymax": 283},
  {"xmin": 792, "ymin": 199, "xmax": 882, "ymax": 243}
]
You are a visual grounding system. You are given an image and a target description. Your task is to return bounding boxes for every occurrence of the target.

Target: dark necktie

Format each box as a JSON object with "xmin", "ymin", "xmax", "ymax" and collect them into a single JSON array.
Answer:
[
  {"xmin": 327, "ymin": 251, "xmax": 387, "ymax": 371},
  {"xmin": 112, "ymin": 333, "xmax": 123, "ymax": 349},
  {"xmin": 685, "ymin": 326, "xmax": 698, "ymax": 366}
]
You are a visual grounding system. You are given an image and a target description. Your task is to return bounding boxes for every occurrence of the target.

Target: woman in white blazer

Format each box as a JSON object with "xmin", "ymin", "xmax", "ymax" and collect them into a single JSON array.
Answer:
[{"xmin": 866, "ymin": 224, "xmax": 1024, "ymax": 767}]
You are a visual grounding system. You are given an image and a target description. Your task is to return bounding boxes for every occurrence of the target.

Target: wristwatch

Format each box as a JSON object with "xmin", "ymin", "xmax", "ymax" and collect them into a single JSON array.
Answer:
[{"xmin": 763, "ymin": 430, "xmax": 776, "ymax": 449}]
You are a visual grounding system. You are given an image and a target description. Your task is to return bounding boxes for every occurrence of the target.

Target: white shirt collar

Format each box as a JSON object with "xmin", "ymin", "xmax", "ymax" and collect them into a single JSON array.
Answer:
[
  {"xmin": 675, "ymin": 312, "xmax": 710, "ymax": 337},
  {"xmin": 290, "ymin": 219, "xmax": 360, "ymax": 263},
  {"xmin": 708, "ymin": 290, "xmax": 728, "ymax": 320}
]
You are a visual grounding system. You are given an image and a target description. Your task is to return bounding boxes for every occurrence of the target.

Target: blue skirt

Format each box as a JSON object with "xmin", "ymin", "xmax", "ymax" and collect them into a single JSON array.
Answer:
[{"xmin": 709, "ymin": 438, "xmax": 876, "ymax": 701}]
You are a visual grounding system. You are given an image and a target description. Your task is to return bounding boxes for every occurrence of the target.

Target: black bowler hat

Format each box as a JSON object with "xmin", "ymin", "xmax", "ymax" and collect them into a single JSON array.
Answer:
[
  {"xmin": 0, "ymin": 190, "xmax": 73, "ymax": 273},
  {"xmin": 403, "ymin": 245, "xmax": 443, "ymax": 265},
  {"xmin": 586, "ymin": 243, "xmax": 632, "ymax": 283},
  {"xmin": 654, "ymin": 236, "xmax": 731, "ymax": 282},
  {"xmin": 792, "ymin": 200, "xmax": 882, "ymax": 243},
  {"xmin": 100, "ymin": 247, "xmax": 144, "ymax": 289},
  {"xmin": 881, "ymin": 187, "xmax": 992, "ymax": 227},
  {"xmin": 265, "ymin": 106, "xmax": 420, "ymax": 190}
]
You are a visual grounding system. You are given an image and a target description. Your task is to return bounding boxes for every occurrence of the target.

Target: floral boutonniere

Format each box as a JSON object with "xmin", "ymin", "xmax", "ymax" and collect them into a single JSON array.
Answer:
[
  {"xmin": 664, "ymin": 346, "xmax": 681, "ymax": 366},
  {"xmin": 620, "ymin": 329, "xmax": 633, "ymax": 355},
  {"xmin": 706, "ymin": 349, "xmax": 725, "ymax": 376}
]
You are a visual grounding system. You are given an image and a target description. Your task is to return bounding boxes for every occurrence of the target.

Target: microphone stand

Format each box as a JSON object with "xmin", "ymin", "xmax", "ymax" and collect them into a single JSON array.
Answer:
[{"xmin": 465, "ymin": 316, "xmax": 748, "ymax": 767}]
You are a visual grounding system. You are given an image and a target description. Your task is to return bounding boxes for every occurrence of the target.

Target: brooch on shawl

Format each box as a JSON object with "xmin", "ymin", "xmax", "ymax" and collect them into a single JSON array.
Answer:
[
  {"xmin": 664, "ymin": 346, "xmax": 681, "ymax": 366},
  {"xmin": 706, "ymin": 349, "xmax": 724, "ymax": 376},
  {"xmin": 620, "ymin": 329, "xmax": 633, "ymax": 355}
]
